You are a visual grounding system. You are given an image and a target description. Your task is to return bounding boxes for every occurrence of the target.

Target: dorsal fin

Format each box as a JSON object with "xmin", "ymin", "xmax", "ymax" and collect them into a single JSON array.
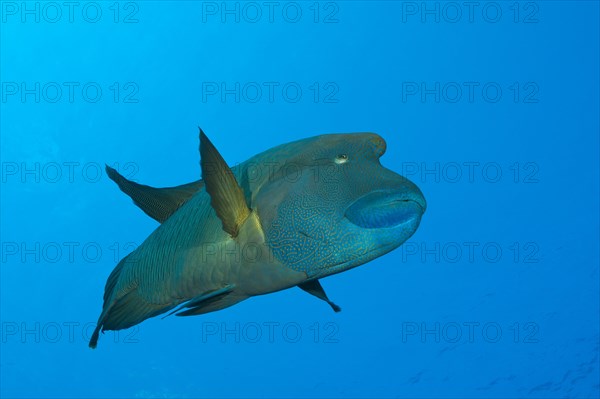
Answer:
[
  {"xmin": 105, "ymin": 165, "xmax": 203, "ymax": 223},
  {"xmin": 199, "ymin": 128, "xmax": 251, "ymax": 237}
]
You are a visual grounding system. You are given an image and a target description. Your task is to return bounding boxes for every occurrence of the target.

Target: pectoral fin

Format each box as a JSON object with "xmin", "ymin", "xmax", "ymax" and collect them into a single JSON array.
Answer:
[
  {"xmin": 164, "ymin": 284, "xmax": 235, "ymax": 318},
  {"xmin": 199, "ymin": 128, "xmax": 251, "ymax": 237},
  {"xmin": 106, "ymin": 165, "xmax": 203, "ymax": 223},
  {"xmin": 298, "ymin": 280, "xmax": 341, "ymax": 312}
]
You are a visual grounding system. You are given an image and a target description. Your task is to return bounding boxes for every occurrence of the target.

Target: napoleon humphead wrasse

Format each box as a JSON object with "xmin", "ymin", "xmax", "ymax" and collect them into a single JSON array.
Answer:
[{"xmin": 89, "ymin": 130, "xmax": 426, "ymax": 348}]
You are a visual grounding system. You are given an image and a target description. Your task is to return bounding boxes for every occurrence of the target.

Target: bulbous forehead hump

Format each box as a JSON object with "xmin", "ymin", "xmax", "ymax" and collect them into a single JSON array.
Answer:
[{"xmin": 315, "ymin": 132, "xmax": 387, "ymax": 157}]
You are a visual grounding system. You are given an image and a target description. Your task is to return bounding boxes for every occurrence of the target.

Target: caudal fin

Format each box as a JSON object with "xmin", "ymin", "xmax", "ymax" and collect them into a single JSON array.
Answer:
[
  {"xmin": 89, "ymin": 255, "xmax": 175, "ymax": 349},
  {"xmin": 89, "ymin": 325, "xmax": 101, "ymax": 349}
]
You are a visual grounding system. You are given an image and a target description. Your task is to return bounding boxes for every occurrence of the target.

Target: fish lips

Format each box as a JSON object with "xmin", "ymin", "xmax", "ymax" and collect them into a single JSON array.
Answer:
[{"xmin": 344, "ymin": 189, "xmax": 426, "ymax": 229}]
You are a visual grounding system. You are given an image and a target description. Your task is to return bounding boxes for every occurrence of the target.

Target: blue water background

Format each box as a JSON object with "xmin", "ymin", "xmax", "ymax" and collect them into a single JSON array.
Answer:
[{"xmin": 1, "ymin": 1, "xmax": 599, "ymax": 398}]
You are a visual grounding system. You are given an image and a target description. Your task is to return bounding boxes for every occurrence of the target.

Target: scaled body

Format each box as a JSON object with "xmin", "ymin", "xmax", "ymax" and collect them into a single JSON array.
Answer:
[{"xmin": 90, "ymin": 131, "xmax": 426, "ymax": 348}]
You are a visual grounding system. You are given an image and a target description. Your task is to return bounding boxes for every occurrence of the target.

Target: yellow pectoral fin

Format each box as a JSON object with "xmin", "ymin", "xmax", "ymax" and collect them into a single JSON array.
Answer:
[{"xmin": 199, "ymin": 129, "xmax": 251, "ymax": 237}]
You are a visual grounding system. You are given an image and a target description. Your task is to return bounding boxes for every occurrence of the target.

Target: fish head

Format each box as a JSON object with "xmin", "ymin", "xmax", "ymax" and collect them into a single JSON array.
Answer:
[{"xmin": 252, "ymin": 133, "xmax": 426, "ymax": 279}]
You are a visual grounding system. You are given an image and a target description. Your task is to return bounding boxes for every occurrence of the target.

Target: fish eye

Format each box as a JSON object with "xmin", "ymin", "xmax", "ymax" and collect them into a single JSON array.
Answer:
[{"xmin": 334, "ymin": 154, "xmax": 349, "ymax": 164}]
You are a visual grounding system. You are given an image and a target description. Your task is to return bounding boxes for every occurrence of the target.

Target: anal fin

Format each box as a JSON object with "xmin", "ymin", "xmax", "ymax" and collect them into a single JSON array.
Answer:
[
  {"xmin": 163, "ymin": 284, "xmax": 235, "ymax": 318},
  {"xmin": 298, "ymin": 280, "xmax": 341, "ymax": 312}
]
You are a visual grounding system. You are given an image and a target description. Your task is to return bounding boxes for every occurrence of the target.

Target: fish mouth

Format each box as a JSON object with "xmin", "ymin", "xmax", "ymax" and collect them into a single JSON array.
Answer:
[{"xmin": 344, "ymin": 189, "xmax": 426, "ymax": 229}]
